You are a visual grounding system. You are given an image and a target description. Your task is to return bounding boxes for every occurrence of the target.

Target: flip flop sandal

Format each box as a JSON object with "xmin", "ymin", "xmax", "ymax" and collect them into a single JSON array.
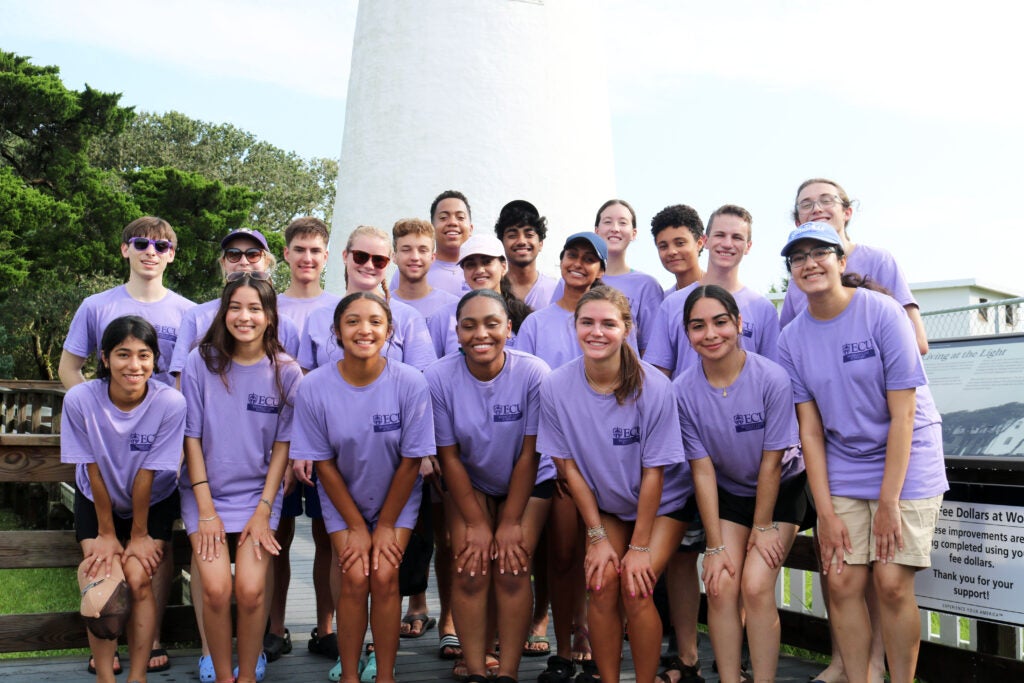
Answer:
[
  {"xmin": 86, "ymin": 651, "xmax": 122, "ymax": 675},
  {"xmin": 439, "ymin": 633, "xmax": 463, "ymax": 660},
  {"xmin": 486, "ymin": 652, "xmax": 500, "ymax": 678},
  {"xmin": 522, "ymin": 634, "xmax": 551, "ymax": 657},
  {"xmin": 148, "ymin": 647, "xmax": 171, "ymax": 672},
  {"xmin": 401, "ymin": 612, "xmax": 437, "ymax": 638}
]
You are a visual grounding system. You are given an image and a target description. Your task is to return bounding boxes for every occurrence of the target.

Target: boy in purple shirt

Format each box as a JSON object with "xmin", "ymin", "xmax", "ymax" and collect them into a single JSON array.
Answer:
[
  {"xmin": 646, "ymin": 204, "xmax": 780, "ymax": 380},
  {"xmin": 651, "ymin": 204, "xmax": 706, "ymax": 296},
  {"xmin": 390, "ymin": 217, "xmax": 460, "ymax": 325},
  {"xmin": 270, "ymin": 217, "xmax": 340, "ymax": 662},
  {"xmin": 391, "ymin": 190, "xmax": 475, "ymax": 296},
  {"xmin": 59, "ymin": 216, "xmax": 193, "ymax": 675},
  {"xmin": 61, "ymin": 216, "xmax": 195, "ymax": 390},
  {"xmin": 495, "ymin": 200, "xmax": 558, "ymax": 309}
]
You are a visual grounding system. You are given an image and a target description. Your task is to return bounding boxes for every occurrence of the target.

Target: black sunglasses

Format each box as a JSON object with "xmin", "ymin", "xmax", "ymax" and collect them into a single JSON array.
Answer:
[
  {"xmin": 126, "ymin": 237, "xmax": 174, "ymax": 254},
  {"xmin": 350, "ymin": 249, "xmax": 390, "ymax": 269}
]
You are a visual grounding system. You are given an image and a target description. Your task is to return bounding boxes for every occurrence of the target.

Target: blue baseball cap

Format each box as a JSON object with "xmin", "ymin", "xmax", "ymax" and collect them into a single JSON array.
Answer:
[
  {"xmin": 780, "ymin": 222, "xmax": 843, "ymax": 257},
  {"xmin": 220, "ymin": 228, "xmax": 270, "ymax": 251},
  {"xmin": 562, "ymin": 232, "xmax": 609, "ymax": 270}
]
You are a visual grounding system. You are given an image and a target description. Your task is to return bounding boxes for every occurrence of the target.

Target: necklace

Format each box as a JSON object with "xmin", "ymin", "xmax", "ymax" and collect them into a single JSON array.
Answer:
[
  {"xmin": 722, "ymin": 387, "xmax": 728, "ymax": 398},
  {"xmin": 584, "ymin": 369, "xmax": 618, "ymax": 394}
]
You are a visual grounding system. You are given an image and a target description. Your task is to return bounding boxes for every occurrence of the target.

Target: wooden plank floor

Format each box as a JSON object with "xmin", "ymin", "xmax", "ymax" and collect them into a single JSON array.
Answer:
[{"xmin": 0, "ymin": 516, "xmax": 825, "ymax": 681}]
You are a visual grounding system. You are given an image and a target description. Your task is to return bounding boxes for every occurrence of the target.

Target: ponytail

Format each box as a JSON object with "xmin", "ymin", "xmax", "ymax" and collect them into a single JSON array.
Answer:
[{"xmin": 498, "ymin": 274, "xmax": 532, "ymax": 333}]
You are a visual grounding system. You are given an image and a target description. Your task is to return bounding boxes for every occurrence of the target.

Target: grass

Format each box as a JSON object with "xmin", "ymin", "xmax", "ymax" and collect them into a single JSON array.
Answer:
[{"xmin": 0, "ymin": 507, "xmax": 88, "ymax": 659}]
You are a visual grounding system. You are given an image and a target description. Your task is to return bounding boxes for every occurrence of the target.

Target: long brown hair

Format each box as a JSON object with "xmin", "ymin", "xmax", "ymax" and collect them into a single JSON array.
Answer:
[
  {"xmin": 575, "ymin": 285, "xmax": 643, "ymax": 405},
  {"xmin": 199, "ymin": 275, "xmax": 289, "ymax": 401}
]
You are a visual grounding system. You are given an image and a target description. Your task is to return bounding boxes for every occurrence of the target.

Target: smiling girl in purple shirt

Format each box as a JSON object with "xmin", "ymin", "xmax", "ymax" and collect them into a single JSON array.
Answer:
[
  {"xmin": 537, "ymin": 286, "xmax": 695, "ymax": 683},
  {"xmin": 291, "ymin": 293, "xmax": 435, "ymax": 683},
  {"xmin": 180, "ymin": 273, "xmax": 301, "ymax": 683}
]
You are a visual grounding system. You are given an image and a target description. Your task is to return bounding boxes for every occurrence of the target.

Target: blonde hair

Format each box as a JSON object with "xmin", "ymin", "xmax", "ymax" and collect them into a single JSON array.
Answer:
[{"xmin": 344, "ymin": 225, "xmax": 392, "ymax": 300}]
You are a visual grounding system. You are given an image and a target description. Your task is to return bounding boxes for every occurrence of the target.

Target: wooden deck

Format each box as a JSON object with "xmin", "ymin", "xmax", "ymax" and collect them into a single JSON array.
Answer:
[{"xmin": 0, "ymin": 516, "xmax": 825, "ymax": 682}]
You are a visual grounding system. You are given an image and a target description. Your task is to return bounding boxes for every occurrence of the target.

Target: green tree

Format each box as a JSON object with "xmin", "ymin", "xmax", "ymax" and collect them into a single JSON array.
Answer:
[{"xmin": 91, "ymin": 110, "xmax": 338, "ymax": 231}]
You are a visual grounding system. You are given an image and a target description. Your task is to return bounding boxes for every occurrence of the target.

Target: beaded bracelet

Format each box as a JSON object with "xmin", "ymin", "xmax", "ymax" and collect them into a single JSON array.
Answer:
[
  {"xmin": 260, "ymin": 498, "xmax": 273, "ymax": 510},
  {"xmin": 627, "ymin": 544, "xmax": 650, "ymax": 553},
  {"xmin": 754, "ymin": 522, "xmax": 779, "ymax": 532},
  {"xmin": 586, "ymin": 525, "xmax": 607, "ymax": 544},
  {"xmin": 704, "ymin": 545, "xmax": 726, "ymax": 556}
]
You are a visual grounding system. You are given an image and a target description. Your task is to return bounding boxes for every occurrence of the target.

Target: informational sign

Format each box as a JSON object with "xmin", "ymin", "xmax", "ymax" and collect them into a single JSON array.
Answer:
[
  {"xmin": 916, "ymin": 500, "xmax": 1024, "ymax": 626},
  {"xmin": 924, "ymin": 334, "xmax": 1024, "ymax": 457}
]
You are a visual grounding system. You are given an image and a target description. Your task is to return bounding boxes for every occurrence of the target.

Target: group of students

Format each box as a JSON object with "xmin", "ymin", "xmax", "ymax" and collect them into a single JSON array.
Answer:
[{"xmin": 60, "ymin": 179, "xmax": 946, "ymax": 683}]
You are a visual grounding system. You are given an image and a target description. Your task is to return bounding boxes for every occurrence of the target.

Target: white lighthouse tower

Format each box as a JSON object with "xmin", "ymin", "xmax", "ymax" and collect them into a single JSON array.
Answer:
[{"xmin": 325, "ymin": 0, "xmax": 616, "ymax": 292}]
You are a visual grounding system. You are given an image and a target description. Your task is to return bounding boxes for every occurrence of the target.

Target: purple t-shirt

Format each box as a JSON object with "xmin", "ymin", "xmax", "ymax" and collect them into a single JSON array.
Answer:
[
  {"xmin": 778, "ymin": 288, "xmax": 947, "ymax": 500},
  {"xmin": 278, "ymin": 291, "xmax": 343, "ymax": 336},
  {"xmin": 425, "ymin": 350, "xmax": 555, "ymax": 496},
  {"xmin": 391, "ymin": 288, "xmax": 460, "ymax": 329},
  {"xmin": 179, "ymin": 350, "xmax": 302, "ymax": 533},
  {"xmin": 290, "ymin": 360, "xmax": 435, "ymax": 533},
  {"xmin": 517, "ymin": 303, "xmax": 639, "ymax": 370},
  {"xmin": 523, "ymin": 272, "xmax": 559, "ymax": 310},
  {"xmin": 170, "ymin": 298, "xmax": 301, "ymax": 374},
  {"xmin": 63, "ymin": 285, "xmax": 195, "ymax": 387},
  {"xmin": 297, "ymin": 297, "xmax": 436, "ymax": 371},
  {"xmin": 675, "ymin": 353, "xmax": 802, "ymax": 497},
  {"xmin": 428, "ymin": 300, "xmax": 520, "ymax": 358},
  {"xmin": 645, "ymin": 284, "xmax": 780, "ymax": 379},
  {"xmin": 62, "ymin": 379, "xmax": 186, "ymax": 517},
  {"xmin": 390, "ymin": 259, "xmax": 470, "ymax": 297},
  {"xmin": 537, "ymin": 358, "xmax": 694, "ymax": 520},
  {"xmin": 552, "ymin": 271, "xmax": 665, "ymax": 352},
  {"xmin": 780, "ymin": 243, "xmax": 917, "ymax": 328}
]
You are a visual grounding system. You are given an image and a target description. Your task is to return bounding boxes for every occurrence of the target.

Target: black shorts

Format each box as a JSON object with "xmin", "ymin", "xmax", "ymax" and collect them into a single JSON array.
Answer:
[
  {"xmin": 281, "ymin": 481, "xmax": 323, "ymax": 519},
  {"xmin": 717, "ymin": 471, "xmax": 816, "ymax": 531},
  {"xmin": 74, "ymin": 487, "xmax": 179, "ymax": 543},
  {"xmin": 489, "ymin": 478, "xmax": 556, "ymax": 505}
]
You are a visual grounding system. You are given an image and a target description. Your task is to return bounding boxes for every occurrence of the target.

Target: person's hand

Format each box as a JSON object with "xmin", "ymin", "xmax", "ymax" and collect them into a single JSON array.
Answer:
[
  {"xmin": 372, "ymin": 523, "xmax": 404, "ymax": 570},
  {"xmin": 583, "ymin": 539, "xmax": 619, "ymax": 592},
  {"xmin": 817, "ymin": 512, "xmax": 853, "ymax": 575},
  {"xmin": 196, "ymin": 512, "xmax": 226, "ymax": 562},
  {"xmin": 872, "ymin": 500, "xmax": 903, "ymax": 564},
  {"xmin": 620, "ymin": 546, "xmax": 656, "ymax": 598},
  {"xmin": 701, "ymin": 548, "xmax": 737, "ymax": 597},
  {"xmin": 282, "ymin": 464, "xmax": 296, "ymax": 496},
  {"xmin": 238, "ymin": 507, "xmax": 280, "ymax": 561},
  {"xmin": 85, "ymin": 533, "xmax": 124, "ymax": 579},
  {"xmin": 124, "ymin": 533, "xmax": 163, "ymax": 576},
  {"xmin": 494, "ymin": 521, "xmax": 529, "ymax": 576},
  {"xmin": 293, "ymin": 459, "xmax": 314, "ymax": 487},
  {"xmin": 747, "ymin": 525, "xmax": 786, "ymax": 569},
  {"xmin": 337, "ymin": 526, "xmax": 372, "ymax": 576},
  {"xmin": 454, "ymin": 523, "xmax": 493, "ymax": 578}
]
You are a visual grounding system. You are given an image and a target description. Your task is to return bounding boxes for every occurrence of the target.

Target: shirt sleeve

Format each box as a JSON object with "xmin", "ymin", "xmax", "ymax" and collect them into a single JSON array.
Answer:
[
  {"xmin": 777, "ymin": 330, "xmax": 812, "ymax": 404},
  {"xmin": 536, "ymin": 377, "xmax": 572, "ymax": 460},
  {"xmin": 141, "ymin": 391, "xmax": 187, "ymax": 472},
  {"xmin": 399, "ymin": 312, "xmax": 438, "ymax": 371},
  {"xmin": 876, "ymin": 296, "xmax": 928, "ymax": 390},
  {"xmin": 59, "ymin": 388, "xmax": 94, "ymax": 464},
  {"xmin": 642, "ymin": 298, "xmax": 676, "ymax": 371},
  {"xmin": 398, "ymin": 371, "xmax": 436, "ymax": 459},
  {"xmin": 523, "ymin": 359, "xmax": 549, "ymax": 436},
  {"xmin": 170, "ymin": 308, "xmax": 199, "ymax": 374},
  {"xmin": 761, "ymin": 363, "xmax": 799, "ymax": 451},
  {"xmin": 754, "ymin": 300, "xmax": 781, "ymax": 363},
  {"xmin": 289, "ymin": 380, "xmax": 334, "ymax": 462},
  {"xmin": 634, "ymin": 278, "xmax": 665, "ymax": 353},
  {"xmin": 62, "ymin": 299, "xmax": 96, "ymax": 358},
  {"xmin": 517, "ymin": 315, "xmax": 538, "ymax": 355},
  {"xmin": 676, "ymin": 388, "xmax": 710, "ymax": 462},
  {"xmin": 181, "ymin": 351, "xmax": 206, "ymax": 438},
  {"xmin": 426, "ymin": 366, "xmax": 458, "ymax": 447},
  {"xmin": 639, "ymin": 378, "xmax": 686, "ymax": 468},
  {"xmin": 273, "ymin": 361, "xmax": 303, "ymax": 443}
]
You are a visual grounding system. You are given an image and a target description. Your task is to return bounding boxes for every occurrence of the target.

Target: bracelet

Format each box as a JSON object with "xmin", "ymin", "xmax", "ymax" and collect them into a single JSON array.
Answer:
[
  {"xmin": 586, "ymin": 525, "xmax": 607, "ymax": 544},
  {"xmin": 199, "ymin": 514, "xmax": 218, "ymax": 522},
  {"xmin": 190, "ymin": 480, "xmax": 209, "ymax": 489},
  {"xmin": 754, "ymin": 522, "xmax": 779, "ymax": 532},
  {"xmin": 627, "ymin": 544, "xmax": 650, "ymax": 553},
  {"xmin": 704, "ymin": 545, "xmax": 726, "ymax": 556},
  {"xmin": 260, "ymin": 497, "xmax": 273, "ymax": 510}
]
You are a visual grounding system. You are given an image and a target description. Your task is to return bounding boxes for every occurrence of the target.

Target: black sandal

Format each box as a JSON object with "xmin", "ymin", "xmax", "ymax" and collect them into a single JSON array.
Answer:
[
  {"xmin": 574, "ymin": 659, "xmax": 600, "ymax": 683},
  {"xmin": 657, "ymin": 656, "xmax": 704, "ymax": 683},
  {"xmin": 538, "ymin": 655, "xmax": 575, "ymax": 683}
]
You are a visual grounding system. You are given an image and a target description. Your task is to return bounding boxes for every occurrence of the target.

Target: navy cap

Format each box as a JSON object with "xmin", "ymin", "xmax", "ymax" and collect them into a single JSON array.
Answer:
[
  {"xmin": 220, "ymin": 228, "xmax": 269, "ymax": 251},
  {"xmin": 562, "ymin": 232, "xmax": 609, "ymax": 270}
]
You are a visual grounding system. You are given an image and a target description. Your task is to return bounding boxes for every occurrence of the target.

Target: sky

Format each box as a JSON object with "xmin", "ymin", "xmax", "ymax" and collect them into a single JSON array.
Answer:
[{"xmin": 4, "ymin": 0, "xmax": 1023, "ymax": 300}]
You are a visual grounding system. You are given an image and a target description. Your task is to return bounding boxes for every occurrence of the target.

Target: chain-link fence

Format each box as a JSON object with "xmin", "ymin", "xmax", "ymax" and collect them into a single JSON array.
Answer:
[{"xmin": 920, "ymin": 297, "xmax": 1024, "ymax": 340}]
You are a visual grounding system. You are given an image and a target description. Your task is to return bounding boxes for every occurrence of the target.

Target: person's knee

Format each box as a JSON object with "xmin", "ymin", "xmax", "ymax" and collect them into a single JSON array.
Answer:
[
  {"xmin": 740, "ymin": 570, "xmax": 776, "ymax": 608},
  {"xmin": 202, "ymin": 573, "xmax": 234, "ymax": 610},
  {"xmin": 873, "ymin": 569, "xmax": 914, "ymax": 606},
  {"xmin": 494, "ymin": 568, "xmax": 529, "ymax": 597},
  {"xmin": 826, "ymin": 569, "xmax": 865, "ymax": 601},
  {"xmin": 235, "ymin": 574, "xmax": 267, "ymax": 610},
  {"xmin": 369, "ymin": 565, "xmax": 399, "ymax": 598},
  {"xmin": 123, "ymin": 560, "xmax": 154, "ymax": 597}
]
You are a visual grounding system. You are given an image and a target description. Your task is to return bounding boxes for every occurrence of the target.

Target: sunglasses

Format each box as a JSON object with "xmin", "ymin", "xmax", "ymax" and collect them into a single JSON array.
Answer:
[
  {"xmin": 224, "ymin": 247, "xmax": 265, "ymax": 264},
  {"xmin": 126, "ymin": 237, "xmax": 174, "ymax": 253},
  {"xmin": 226, "ymin": 270, "xmax": 271, "ymax": 283},
  {"xmin": 350, "ymin": 249, "xmax": 390, "ymax": 269}
]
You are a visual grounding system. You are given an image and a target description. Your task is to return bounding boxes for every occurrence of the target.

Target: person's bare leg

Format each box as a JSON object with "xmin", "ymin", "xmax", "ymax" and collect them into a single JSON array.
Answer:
[
  {"xmin": 666, "ymin": 551, "xmax": 702, "ymax": 673},
  {"xmin": 448, "ymin": 492, "xmax": 493, "ymax": 677},
  {"xmin": 527, "ymin": 532, "xmax": 551, "ymax": 652},
  {"xmin": 124, "ymin": 553, "xmax": 160, "ymax": 683},
  {"xmin": 189, "ymin": 556, "xmax": 211, "ymax": 657},
  {"xmin": 706, "ymin": 524, "xmax": 747, "ymax": 683},
  {"xmin": 335, "ymin": 530, "xmax": 370, "ymax": 683},
  {"xmin": 864, "ymin": 579, "xmax": 887, "ymax": 682},
  {"xmin": 148, "ymin": 549, "xmax": 174, "ymax": 671},
  {"xmin": 312, "ymin": 518, "xmax": 337, "ymax": 637},
  {"xmin": 268, "ymin": 515, "xmax": 295, "ymax": 639},
  {"xmin": 368, "ymin": 528, "xmax": 411, "ymax": 683},
  {"xmin": 872, "ymin": 563, "xmax": 920, "ymax": 683},
  {"xmin": 826, "ymin": 566, "xmax": 871, "ymax": 683},
  {"xmin": 233, "ymin": 538, "xmax": 273, "ymax": 683},
  {"xmin": 547, "ymin": 491, "xmax": 583, "ymax": 660},
  {"xmin": 435, "ymin": 497, "xmax": 458, "ymax": 652},
  {"xmin": 192, "ymin": 540, "xmax": 235, "ymax": 682},
  {"xmin": 741, "ymin": 522, "xmax": 798, "ymax": 682}
]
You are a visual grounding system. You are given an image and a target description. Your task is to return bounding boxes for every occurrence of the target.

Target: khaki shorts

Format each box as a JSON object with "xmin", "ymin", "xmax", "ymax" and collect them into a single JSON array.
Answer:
[{"xmin": 831, "ymin": 494, "xmax": 943, "ymax": 568}]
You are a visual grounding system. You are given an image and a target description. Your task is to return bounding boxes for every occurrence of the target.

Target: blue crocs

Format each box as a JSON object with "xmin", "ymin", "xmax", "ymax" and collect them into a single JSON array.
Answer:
[
  {"xmin": 233, "ymin": 651, "xmax": 267, "ymax": 682},
  {"xmin": 329, "ymin": 652, "xmax": 368, "ymax": 682},
  {"xmin": 198, "ymin": 655, "xmax": 215, "ymax": 683}
]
